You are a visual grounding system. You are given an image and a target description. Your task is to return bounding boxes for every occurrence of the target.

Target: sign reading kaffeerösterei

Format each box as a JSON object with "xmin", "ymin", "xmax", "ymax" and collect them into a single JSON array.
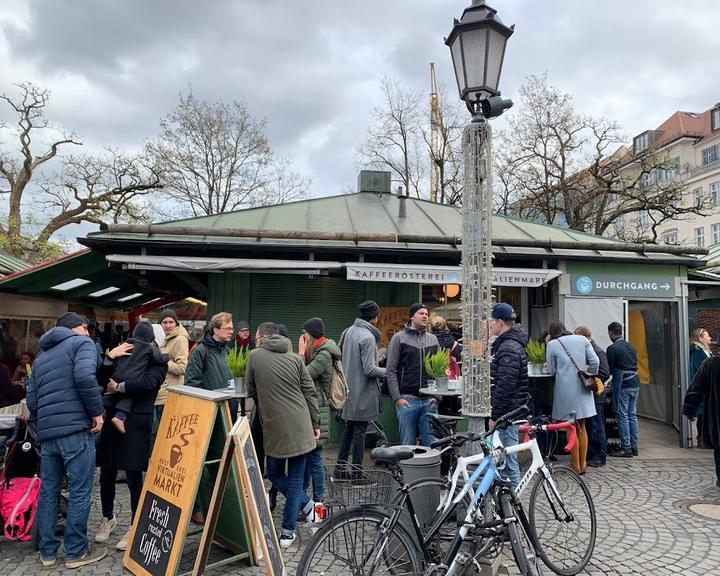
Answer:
[
  {"xmin": 571, "ymin": 274, "xmax": 676, "ymax": 298},
  {"xmin": 345, "ymin": 265, "xmax": 559, "ymax": 287}
]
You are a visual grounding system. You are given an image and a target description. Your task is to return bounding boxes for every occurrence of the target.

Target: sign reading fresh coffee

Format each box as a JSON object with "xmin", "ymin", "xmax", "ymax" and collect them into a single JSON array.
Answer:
[{"xmin": 129, "ymin": 493, "xmax": 181, "ymax": 576}]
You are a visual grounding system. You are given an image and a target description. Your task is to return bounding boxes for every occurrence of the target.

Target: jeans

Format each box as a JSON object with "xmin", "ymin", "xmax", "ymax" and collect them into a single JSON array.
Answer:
[
  {"xmin": 303, "ymin": 445, "xmax": 324, "ymax": 502},
  {"xmin": 587, "ymin": 402, "xmax": 607, "ymax": 464},
  {"xmin": 496, "ymin": 424, "xmax": 520, "ymax": 487},
  {"xmin": 396, "ymin": 396, "xmax": 437, "ymax": 447},
  {"xmin": 336, "ymin": 420, "xmax": 369, "ymax": 470},
  {"xmin": 616, "ymin": 387, "xmax": 639, "ymax": 451},
  {"xmin": 38, "ymin": 431, "xmax": 96, "ymax": 561},
  {"xmin": 267, "ymin": 453, "xmax": 310, "ymax": 535},
  {"xmin": 100, "ymin": 467, "xmax": 144, "ymax": 522}
]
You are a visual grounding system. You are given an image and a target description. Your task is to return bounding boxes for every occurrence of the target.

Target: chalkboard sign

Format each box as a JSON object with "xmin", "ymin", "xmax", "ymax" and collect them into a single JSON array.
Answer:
[
  {"xmin": 231, "ymin": 418, "xmax": 285, "ymax": 576},
  {"xmin": 129, "ymin": 492, "xmax": 181, "ymax": 576}
]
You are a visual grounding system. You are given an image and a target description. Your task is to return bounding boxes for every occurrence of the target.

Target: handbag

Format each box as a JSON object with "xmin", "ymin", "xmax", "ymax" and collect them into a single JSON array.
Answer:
[{"xmin": 556, "ymin": 338, "xmax": 599, "ymax": 393}]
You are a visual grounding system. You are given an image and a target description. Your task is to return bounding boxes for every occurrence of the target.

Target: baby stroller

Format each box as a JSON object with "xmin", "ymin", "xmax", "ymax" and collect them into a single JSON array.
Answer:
[{"xmin": 0, "ymin": 416, "xmax": 41, "ymax": 542}]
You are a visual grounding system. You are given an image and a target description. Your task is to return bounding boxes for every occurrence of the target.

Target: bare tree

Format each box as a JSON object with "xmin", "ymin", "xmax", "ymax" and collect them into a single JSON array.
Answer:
[
  {"xmin": 0, "ymin": 82, "xmax": 161, "ymax": 262},
  {"xmin": 494, "ymin": 74, "xmax": 705, "ymax": 239},
  {"xmin": 357, "ymin": 77, "xmax": 424, "ymax": 198},
  {"xmin": 147, "ymin": 92, "xmax": 308, "ymax": 219}
]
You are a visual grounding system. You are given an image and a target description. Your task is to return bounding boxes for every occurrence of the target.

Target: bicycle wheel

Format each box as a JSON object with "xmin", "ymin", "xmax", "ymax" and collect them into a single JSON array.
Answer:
[
  {"xmin": 390, "ymin": 476, "xmax": 473, "ymax": 565},
  {"xmin": 500, "ymin": 491, "xmax": 543, "ymax": 576},
  {"xmin": 296, "ymin": 507, "xmax": 422, "ymax": 576},
  {"xmin": 528, "ymin": 465, "xmax": 596, "ymax": 575}
]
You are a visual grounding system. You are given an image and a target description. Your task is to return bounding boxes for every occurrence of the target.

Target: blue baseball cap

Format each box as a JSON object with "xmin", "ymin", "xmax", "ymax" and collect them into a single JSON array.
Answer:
[{"xmin": 491, "ymin": 303, "xmax": 516, "ymax": 321}]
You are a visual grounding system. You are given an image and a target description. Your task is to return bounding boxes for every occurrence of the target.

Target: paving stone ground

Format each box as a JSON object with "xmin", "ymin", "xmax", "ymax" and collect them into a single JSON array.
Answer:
[{"xmin": 2, "ymin": 449, "xmax": 719, "ymax": 575}]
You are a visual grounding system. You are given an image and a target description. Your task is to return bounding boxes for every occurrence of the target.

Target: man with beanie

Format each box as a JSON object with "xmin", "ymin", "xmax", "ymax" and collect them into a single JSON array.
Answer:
[
  {"xmin": 386, "ymin": 303, "xmax": 439, "ymax": 447},
  {"xmin": 335, "ymin": 300, "xmax": 386, "ymax": 474},
  {"xmin": 155, "ymin": 309, "xmax": 189, "ymax": 422},
  {"xmin": 489, "ymin": 302, "xmax": 529, "ymax": 487},
  {"xmin": 26, "ymin": 312, "xmax": 107, "ymax": 568}
]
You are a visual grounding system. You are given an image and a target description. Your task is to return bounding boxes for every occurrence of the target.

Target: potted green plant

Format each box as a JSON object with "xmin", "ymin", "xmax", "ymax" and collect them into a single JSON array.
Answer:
[
  {"xmin": 227, "ymin": 347, "xmax": 249, "ymax": 394},
  {"xmin": 525, "ymin": 341, "xmax": 546, "ymax": 376},
  {"xmin": 425, "ymin": 349, "xmax": 451, "ymax": 391}
]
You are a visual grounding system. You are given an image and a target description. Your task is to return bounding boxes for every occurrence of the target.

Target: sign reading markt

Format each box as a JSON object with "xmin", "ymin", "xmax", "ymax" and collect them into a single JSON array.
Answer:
[{"xmin": 571, "ymin": 274, "xmax": 676, "ymax": 298}]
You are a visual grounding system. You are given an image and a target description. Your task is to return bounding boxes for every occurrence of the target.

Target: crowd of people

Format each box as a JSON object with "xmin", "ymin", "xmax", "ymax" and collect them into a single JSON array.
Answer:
[{"xmin": 14, "ymin": 297, "xmax": 720, "ymax": 567}]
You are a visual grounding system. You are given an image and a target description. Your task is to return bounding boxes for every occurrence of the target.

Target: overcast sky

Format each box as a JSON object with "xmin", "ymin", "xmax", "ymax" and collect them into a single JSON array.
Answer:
[{"xmin": 1, "ymin": 0, "xmax": 719, "ymax": 216}]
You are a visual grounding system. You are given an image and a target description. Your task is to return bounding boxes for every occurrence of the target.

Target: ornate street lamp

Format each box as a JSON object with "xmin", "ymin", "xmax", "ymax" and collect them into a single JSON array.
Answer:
[{"xmin": 446, "ymin": 1, "xmax": 513, "ymax": 447}]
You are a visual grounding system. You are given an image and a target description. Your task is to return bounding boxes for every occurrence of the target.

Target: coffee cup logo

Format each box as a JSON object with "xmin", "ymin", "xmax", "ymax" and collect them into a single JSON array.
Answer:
[{"xmin": 170, "ymin": 444, "xmax": 183, "ymax": 468}]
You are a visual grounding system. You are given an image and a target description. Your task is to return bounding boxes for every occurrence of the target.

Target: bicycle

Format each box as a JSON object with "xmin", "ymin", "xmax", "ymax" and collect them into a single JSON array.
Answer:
[
  {"xmin": 410, "ymin": 414, "xmax": 595, "ymax": 575},
  {"xmin": 297, "ymin": 406, "xmax": 544, "ymax": 576}
]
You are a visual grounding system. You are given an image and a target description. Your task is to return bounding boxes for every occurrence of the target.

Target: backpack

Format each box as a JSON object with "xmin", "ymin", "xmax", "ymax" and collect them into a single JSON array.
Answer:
[
  {"xmin": 327, "ymin": 357, "xmax": 349, "ymax": 411},
  {"xmin": 0, "ymin": 476, "xmax": 40, "ymax": 541}
]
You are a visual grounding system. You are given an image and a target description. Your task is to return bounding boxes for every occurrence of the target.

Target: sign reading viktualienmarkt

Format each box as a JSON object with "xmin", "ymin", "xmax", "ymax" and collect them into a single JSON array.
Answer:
[{"xmin": 571, "ymin": 274, "xmax": 676, "ymax": 298}]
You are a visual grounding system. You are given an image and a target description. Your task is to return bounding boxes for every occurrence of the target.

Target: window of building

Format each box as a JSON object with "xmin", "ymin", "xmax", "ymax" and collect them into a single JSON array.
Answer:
[
  {"xmin": 712, "ymin": 106, "xmax": 720, "ymax": 132},
  {"xmin": 713, "ymin": 223, "xmax": 720, "ymax": 246},
  {"xmin": 638, "ymin": 210, "xmax": 649, "ymax": 227},
  {"xmin": 702, "ymin": 144, "xmax": 719, "ymax": 166},
  {"xmin": 711, "ymin": 181, "xmax": 720, "ymax": 204},
  {"xmin": 695, "ymin": 226, "xmax": 705, "ymax": 247},
  {"xmin": 663, "ymin": 232, "xmax": 678, "ymax": 245},
  {"xmin": 634, "ymin": 132, "xmax": 650, "ymax": 155},
  {"xmin": 693, "ymin": 186, "xmax": 703, "ymax": 207}
]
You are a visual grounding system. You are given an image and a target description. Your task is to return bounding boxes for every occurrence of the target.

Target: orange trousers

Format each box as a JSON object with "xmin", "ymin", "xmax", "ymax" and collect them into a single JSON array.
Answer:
[{"xmin": 570, "ymin": 419, "xmax": 588, "ymax": 474}]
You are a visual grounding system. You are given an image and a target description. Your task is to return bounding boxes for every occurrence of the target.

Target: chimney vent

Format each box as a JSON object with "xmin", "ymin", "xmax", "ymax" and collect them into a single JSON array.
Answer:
[{"xmin": 397, "ymin": 186, "xmax": 407, "ymax": 219}]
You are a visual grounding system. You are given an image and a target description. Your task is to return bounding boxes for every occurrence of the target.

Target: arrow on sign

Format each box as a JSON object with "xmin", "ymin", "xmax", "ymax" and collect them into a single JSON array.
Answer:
[{"xmin": 661, "ymin": 283, "xmax": 670, "ymax": 290}]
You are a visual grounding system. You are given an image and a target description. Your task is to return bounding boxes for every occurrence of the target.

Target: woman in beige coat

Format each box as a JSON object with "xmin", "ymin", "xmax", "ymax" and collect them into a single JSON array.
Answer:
[{"xmin": 154, "ymin": 309, "xmax": 189, "ymax": 421}]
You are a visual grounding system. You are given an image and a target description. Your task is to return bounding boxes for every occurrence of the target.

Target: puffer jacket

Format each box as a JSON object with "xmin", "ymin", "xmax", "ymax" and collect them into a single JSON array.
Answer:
[
  {"xmin": 246, "ymin": 335, "xmax": 319, "ymax": 459},
  {"xmin": 490, "ymin": 325, "xmax": 530, "ymax": 421},
  {"xmin": 304, "ymin": 338, "xmax": 341, "ymax": 446},
  {"xmin": 156, "ymin": 324, "xmax": 189, "ymax": 405},
  {"xmin": 26, "ymin": 327, "xmax": 103, "ymax": 441},
  {"xmin": 184, "ymin": 331, "xmax": 232, "ymax": 390},
  {"xmin": 386, "ymin": 322, "xmax": 439, "ymax": 401}
]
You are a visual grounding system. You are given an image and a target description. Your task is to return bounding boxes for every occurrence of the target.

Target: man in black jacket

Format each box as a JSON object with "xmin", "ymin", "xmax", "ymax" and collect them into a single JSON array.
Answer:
[
  {"xmin": 607, "ymin": 321, "xmax": 641, "ymax": 458},
  {"xmin": 490, "ymin": 303, "xmax": 529, "ymax": 487},
  {"xmin": 575, "ymin": 326, "xmax": 611, "ymax": 467}
]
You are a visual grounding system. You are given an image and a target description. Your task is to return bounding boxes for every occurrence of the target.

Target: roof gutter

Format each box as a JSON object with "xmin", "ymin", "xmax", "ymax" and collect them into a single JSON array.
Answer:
[{"xmin": 98, "ymin": 223, "xmax": 708, "ymax": 256}]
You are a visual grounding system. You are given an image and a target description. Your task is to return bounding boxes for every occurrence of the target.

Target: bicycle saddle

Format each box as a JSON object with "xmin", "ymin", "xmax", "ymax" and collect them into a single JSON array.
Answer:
[
  {"xmin": 370, "ymin": 446, "xmax": 415, "ymax": 466},
  {"xmin": 427, "ymin": 413, "xmax": 464, "ymax": 425}
]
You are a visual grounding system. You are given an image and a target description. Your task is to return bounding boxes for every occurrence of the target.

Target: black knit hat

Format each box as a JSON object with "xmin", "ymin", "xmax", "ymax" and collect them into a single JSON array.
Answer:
[
  {"xmin": 302, "ymin": 317, "xmax": 325, "ymax": 339},
  {"xmin": 133, "ymin": 321, "xmax": 155, "ymax": 343},
  {"xmin": 408, "ymin": 303, "xmax": 427, "ymax": 318},
  {"xmin": 56, "ymin": 312, "xmax": 86, "ymax": 330},
  {"xmin": 358, "ymin": 300, "xmax": 380, "ymax": 321},
  {"xmin": 277, "ymin": 323, "xmax": 289, "ymax": 338},
  {"xmin": 237, "ymin": 320, "xmax": 250, "ymax": 331},
  {"xmin": 159, "ymin": 309, "xmax": 179, "ymax": 324}
]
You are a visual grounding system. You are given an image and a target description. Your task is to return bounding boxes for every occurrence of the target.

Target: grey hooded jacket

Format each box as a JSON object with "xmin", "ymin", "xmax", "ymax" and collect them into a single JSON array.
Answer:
[{"xmin": 340, "ymin": 318, "xmax": 386, "ymax": 421}]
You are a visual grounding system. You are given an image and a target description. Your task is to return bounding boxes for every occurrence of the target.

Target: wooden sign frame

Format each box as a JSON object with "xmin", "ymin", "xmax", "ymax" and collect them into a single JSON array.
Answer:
[{"xmin": 123, "ymin": 386, "xmax": 253, "ymax": 576}]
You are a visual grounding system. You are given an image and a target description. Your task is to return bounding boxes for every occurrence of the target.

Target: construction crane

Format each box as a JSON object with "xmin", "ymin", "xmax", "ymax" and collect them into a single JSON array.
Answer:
[{"xmin": 430, "ymin": 62, "xmax": 441, "ymax": 203}]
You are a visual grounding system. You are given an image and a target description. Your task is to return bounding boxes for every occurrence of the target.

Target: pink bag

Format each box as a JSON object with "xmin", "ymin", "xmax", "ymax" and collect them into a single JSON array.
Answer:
[{"xmin": 0, "ymin": 476, "xmax": 41, "ymax": 541}]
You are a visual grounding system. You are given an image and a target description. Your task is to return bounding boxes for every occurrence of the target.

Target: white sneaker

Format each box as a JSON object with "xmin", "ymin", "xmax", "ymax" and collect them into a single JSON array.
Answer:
[
  {"xmin": 305, "ymin": 502, "xmax": 327, "ymax": 534},
  {"xmin": 95, "ymin": 516, "xmax": 117, "ymax": 543},
  {"xmin": 279, "ymin": 532, "xmax": 296, "ymax": 548},
  {"xmin": 116, "ymin": 529, "xmax": 130, "ymax": 551}
]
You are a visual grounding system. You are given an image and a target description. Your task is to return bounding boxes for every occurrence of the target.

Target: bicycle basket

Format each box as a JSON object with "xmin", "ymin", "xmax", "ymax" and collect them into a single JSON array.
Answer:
[{"xmin": 324, "ymin": 460, "xmax": 395, "ymax": 509}]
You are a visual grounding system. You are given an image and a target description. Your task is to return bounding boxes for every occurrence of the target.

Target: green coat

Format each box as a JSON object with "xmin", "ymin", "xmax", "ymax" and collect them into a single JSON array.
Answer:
[
  {"xmin": 184, "ymin": 332, "xmax": 233, "ymax": 390},
  {"xmin": 305, "ymin": 339, "xmax": 341, "ymax": 446},
  {"xmin": 246, "ymin": 335, "xmax": 320, "ymax": 459}
]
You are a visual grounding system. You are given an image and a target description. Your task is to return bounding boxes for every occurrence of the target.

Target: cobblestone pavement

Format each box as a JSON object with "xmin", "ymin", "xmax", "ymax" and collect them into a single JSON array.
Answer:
[{"xmin": 1, "ymin": 456, "xmax": 719, "ymax": 575}]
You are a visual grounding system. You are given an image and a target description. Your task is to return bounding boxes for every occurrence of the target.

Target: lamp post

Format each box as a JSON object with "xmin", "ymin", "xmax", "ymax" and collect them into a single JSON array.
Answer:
[{"xmin": 446, "ymin": 0, "xmax": 513, "ymax": 450}]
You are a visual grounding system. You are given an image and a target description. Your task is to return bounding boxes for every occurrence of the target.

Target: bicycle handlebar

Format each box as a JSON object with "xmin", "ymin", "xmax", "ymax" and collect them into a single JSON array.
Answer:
[
  {"xmin": 518, "ymin": 419, "xmax": 577, "ymax": 452},
  {"xmin": 429, "ymin": 405, "xmax": 531, "ymax": 451}
]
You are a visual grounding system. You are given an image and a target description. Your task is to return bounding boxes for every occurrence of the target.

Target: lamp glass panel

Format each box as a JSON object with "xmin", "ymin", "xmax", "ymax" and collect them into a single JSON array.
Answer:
[
  {"xmin": 485, "ymin": 27, "xmax": 507, "ymax": 94},
  {"xmin": 450, "ymin": 37, "xmax": 465, "ymax": 96},
  {"xmin": 461, "ymin": 28, "xmax": 487, "ymax": 91}
]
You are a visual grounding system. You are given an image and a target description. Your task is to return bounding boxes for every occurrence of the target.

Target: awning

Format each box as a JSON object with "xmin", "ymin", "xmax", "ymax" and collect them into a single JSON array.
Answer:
[
  {"xmin": 345, "ymin": 263, "xmax": 561, "ymax": 286},
  {"xmin": 106, "ymin": 255, "xmax": 343, "ymax": 275}
]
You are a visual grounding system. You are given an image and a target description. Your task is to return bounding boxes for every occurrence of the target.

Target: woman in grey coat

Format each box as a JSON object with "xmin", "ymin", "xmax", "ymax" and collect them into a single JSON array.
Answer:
[
  {"xmin": 546, "ymin": 321, "xmax": 599, "ymax": 475},
  {"xmin": 334, "ymin": 301, "xmax": 386, "ymax": 476}
]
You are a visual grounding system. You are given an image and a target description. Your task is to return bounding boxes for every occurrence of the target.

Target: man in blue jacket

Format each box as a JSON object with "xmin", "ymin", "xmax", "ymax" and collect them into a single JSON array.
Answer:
[
  {"xmin": 26, "ymin": 312, "xmax": 106, "ymax": 569},
  {"xmin": 607, "ymin": 321, "xmax": 641, "ymax": 458},
  {"xmin": 490, "ymin": 303, "xmax": 529, "ymax": 487}
]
